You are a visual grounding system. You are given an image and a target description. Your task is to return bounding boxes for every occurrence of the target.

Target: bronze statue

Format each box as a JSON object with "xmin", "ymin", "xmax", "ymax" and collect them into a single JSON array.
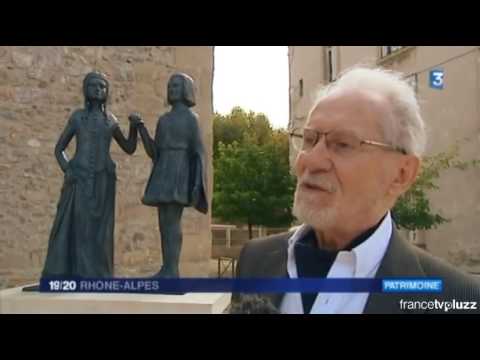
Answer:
[
  {"xmin": 132, "ymin": 73, "xmax": 208, "ymax": 278},
  {"xmin": 41, "ymin": 71, "xmax": 139, "ymax": 278}
]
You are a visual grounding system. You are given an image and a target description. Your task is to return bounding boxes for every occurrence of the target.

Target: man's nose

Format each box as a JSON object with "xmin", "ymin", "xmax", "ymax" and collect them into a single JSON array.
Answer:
[{"xmin": 296, "ymin": 137, "xmax": 333, "ymax": 174}]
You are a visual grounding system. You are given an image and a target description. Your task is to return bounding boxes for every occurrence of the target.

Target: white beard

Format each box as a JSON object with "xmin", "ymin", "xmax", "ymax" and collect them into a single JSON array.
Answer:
[{"xmin": 292, "ymin": 186, "xmax": 338, "ymax": 229}]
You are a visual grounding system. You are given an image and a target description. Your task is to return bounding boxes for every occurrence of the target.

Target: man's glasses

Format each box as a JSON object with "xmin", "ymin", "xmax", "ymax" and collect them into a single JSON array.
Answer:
[{"xmin": 289, "ymin": 127, "xmax": 407, "ymax": 157}]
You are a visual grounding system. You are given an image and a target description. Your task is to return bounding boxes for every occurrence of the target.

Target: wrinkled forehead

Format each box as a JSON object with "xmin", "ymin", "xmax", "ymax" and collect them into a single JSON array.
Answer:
[{"xmin": 307, "ymin": 88, "xmax": 390, "ymax": 137}]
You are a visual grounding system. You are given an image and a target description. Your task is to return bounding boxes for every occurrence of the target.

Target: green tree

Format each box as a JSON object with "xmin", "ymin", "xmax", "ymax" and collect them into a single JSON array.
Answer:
[
  {"xmin": 393, "ymin": 143, "xmax": 480, "ymax": 231},
  {"xmin": 213, "ymin": 108, "xmax": 295, "ymax": 239},
  {"xmin": 213, "ymin": 106, "xmax": 273, "ymax": 159},
  {"xmin": 213, "ymin": 107, "xmax": 249, "ymax": 159}
]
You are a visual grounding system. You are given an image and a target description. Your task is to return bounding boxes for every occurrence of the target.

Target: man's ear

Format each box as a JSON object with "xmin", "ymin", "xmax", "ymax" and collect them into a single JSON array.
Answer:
[{"xmin": 389, "ymin": 155, "xmax": 421, "ymax": 197}]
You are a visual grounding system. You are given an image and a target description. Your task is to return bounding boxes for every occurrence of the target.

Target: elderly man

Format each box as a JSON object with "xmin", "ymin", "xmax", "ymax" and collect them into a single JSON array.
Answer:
[{"xmin": 234, "ymin": 66, "xmax": 480, "ymax": 314}]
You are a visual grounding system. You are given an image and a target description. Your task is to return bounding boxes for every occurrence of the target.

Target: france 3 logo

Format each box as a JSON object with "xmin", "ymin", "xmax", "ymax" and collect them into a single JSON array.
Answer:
[{"xmin": 429, "ymin": 68, "xmax": 444, "ymax": 90}]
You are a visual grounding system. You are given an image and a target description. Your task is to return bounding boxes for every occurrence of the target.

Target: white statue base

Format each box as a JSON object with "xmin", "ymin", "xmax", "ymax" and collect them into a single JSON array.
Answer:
[{"xmin": 0, "ymin": 284, "xmax": 231, "ymax": 314}]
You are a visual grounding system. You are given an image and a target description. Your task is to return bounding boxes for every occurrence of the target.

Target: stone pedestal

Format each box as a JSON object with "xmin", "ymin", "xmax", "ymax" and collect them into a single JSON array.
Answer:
[{"xmin": 0, "ymin": 285, "xmax": 231, "ymax": 314}]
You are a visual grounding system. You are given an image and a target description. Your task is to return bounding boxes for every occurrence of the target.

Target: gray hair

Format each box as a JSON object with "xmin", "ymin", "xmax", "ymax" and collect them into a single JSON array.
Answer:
[{"xmin": 308, "ymin": 66, "xmax": 426, "ymax": 157}]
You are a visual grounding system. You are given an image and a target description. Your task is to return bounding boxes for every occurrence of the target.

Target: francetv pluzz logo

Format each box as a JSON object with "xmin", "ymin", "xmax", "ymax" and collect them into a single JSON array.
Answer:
[{"xmin": 382, "ymin": 278, "xmax": 443, "ymax": 293}]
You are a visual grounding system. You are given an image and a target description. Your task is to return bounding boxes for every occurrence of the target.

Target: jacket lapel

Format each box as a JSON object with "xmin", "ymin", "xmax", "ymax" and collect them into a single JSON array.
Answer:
[
  {"xmin": 364, "ymin": 227, "xmax": 427, "ymax": 314},
  {"xmin": 256, "ymin": 227, "xmax": 429, "ymax": 313},
  {"xmin": 260, "ymin": 235, "xmax": 289, "ymax": 309}
]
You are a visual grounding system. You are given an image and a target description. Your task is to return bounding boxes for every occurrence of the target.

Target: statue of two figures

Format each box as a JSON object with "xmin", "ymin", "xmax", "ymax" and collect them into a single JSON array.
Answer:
[{"xmin": 40, "ymin": 71, "xmax": 208, "ymax": 281}]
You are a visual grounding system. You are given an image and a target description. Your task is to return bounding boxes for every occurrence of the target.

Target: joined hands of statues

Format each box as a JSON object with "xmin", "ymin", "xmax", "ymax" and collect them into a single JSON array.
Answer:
[{"xmin": 128, "ymin": 112, "xmax": 143, "ymax": 127}]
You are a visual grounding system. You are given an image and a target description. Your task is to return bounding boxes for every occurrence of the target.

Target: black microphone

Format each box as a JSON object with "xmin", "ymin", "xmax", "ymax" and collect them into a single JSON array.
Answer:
[{"xmin": 229, "ymin": 295, "xmax": 280, "ymax": 314}]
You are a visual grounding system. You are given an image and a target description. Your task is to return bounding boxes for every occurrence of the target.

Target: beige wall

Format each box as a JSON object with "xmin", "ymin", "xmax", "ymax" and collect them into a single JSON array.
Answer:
[
  {"xmin": 288, "ymin": 46, "xmax": 325, "ymax": 166},
  {"xmin": 338, "ymin": 46, "xmax": 378, "ymax": 70},
  {"xmin": 289, "ymin": 46, "xmax": 480, "ymax": 273},
  {"xmin": 0, "ymin": 46, "xmax": 214, "ymax": 289},
  {"xmin": 289, "ymin": 47, "xmax": 325, "ymax": 125}
]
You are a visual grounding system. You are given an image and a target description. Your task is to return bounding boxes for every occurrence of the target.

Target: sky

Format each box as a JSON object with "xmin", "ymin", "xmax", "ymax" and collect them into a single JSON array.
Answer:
[{"xmin": 213, "ymin": 46, "xmax": 289, "ymax": 129}]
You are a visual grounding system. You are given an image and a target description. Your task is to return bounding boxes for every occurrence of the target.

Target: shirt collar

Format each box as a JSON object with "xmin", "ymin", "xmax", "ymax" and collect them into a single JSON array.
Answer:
[
  {"xmin": 287, "ymin": 212, "xmax": 393, "ymax": 278},
  {"xmin": 351, "ymin": 212, "xmax": 392, "ymax": 277}
]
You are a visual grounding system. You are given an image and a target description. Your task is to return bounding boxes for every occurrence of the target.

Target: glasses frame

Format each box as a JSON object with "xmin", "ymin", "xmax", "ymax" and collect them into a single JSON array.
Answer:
[{"xmin": 289, "ymin": 127, "xmax": 407, "ymax": 155}]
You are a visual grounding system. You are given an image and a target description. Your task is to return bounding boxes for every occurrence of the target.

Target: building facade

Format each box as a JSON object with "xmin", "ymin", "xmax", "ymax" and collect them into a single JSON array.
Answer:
[{"xmin": 289, "ymin": 46, "xmax": 480, "ymax": 274}]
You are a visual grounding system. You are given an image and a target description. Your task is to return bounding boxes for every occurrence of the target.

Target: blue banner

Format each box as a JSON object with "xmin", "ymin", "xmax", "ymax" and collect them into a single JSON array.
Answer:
[{"xmin": 39, "ymin": 278, "xmax": 443, "ymax": 294}]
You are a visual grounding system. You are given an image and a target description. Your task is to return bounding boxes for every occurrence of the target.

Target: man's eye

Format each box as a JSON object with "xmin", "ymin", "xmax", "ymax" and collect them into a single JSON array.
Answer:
[
  {"xmin": 332, "ymin": 141, "xmax": 354, "ymax": 151},
  {"xmin": 303, "ymin": 137, "xmax": 316, "ymax": 148}
]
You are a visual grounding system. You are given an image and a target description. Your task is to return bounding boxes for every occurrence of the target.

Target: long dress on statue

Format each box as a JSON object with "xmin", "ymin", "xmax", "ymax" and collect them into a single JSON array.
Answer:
[{"xmin": 41, "ymin": 109, "xmax": 135, "ymax": 278}]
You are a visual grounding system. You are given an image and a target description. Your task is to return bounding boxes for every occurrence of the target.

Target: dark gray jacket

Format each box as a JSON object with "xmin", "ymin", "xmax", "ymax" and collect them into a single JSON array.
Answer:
[{"xmin": 234, "ymin": 228, "xmax": 480, "ymax": 314}]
